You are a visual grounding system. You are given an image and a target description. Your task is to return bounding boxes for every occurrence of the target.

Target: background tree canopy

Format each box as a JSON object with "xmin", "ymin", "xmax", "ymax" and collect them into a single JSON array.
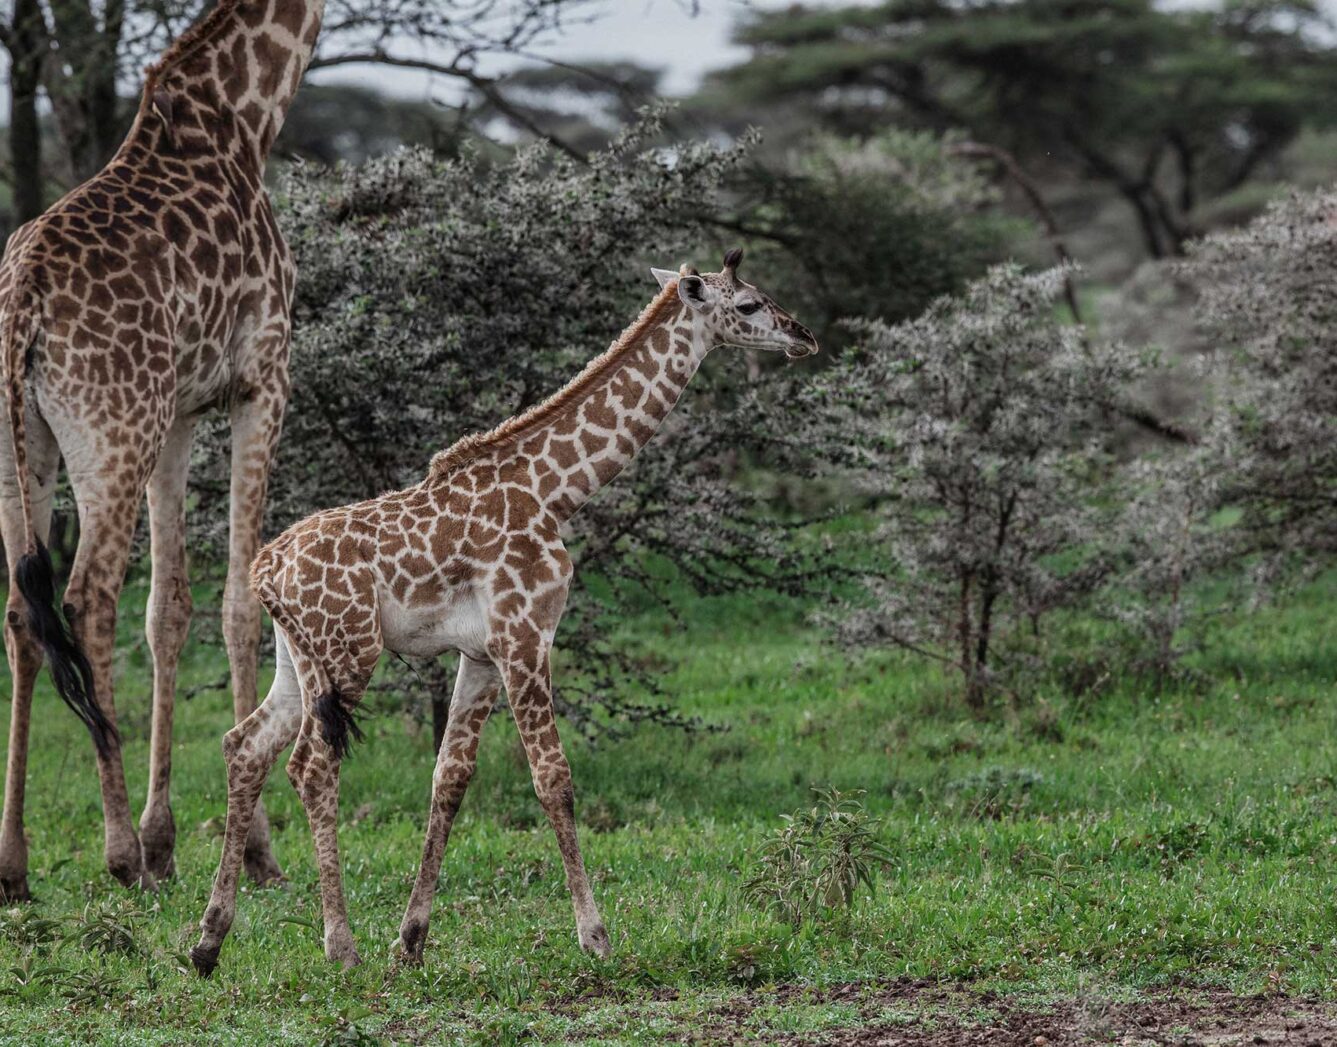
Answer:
[{"xmin": 705, "ymin": 0, "xmax": 1337, "ymax": 258}]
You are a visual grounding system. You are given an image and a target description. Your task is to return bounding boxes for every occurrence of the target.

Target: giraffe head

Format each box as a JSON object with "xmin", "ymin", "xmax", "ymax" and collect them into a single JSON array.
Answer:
[{"xmin": 652, "ymin": 248, "xmax": 819, "ymax": 360}]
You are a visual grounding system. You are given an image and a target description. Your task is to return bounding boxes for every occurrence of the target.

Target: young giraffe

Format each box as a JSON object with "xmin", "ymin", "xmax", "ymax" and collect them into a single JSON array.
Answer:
[
  {"xmin": 190, "ymin": 250, "xmax": 818, "ymax": 973},
  {"xmin": 0, "ymin": 0, "xmax": 325, "ymax": 898}
]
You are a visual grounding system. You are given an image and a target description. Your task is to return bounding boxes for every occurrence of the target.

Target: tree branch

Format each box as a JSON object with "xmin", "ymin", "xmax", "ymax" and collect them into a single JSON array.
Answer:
[{"xmin": 307, "ymin": 50, "xmax": 588, "ymax": 161}]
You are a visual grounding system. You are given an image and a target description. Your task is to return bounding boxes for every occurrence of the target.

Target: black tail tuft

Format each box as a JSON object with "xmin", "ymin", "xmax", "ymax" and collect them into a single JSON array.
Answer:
[
  {"xmin": 314, "ymin": 689, "xmax": 363, "ymax": 760},
  {"xmin": 15, "ymin": 541, "xmax": 116, "ymax": 758}
]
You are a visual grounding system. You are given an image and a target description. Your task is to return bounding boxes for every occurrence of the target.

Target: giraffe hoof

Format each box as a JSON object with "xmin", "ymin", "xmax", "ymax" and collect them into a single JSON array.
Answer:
[
  {"xmin": 579, "ymin": 923, "xmax": 612, "ymax": 960},
  {"xmin": 0, "ymin": 874, "xmax": 31, "ymax": 904},
  {"xmin": 140, "ymin": 841, "xmax": 176, "ymax": 883},
  {"xmin": 243, "ymin": 849, "xmax": 285, "ymax": 887},
  {"xmin": 329, "ymin": 948, "xmax": 361, "ymax": 970},
  {"xmin": 139, "ymin": 811, "xmax": 177, "ymax": 882},
  {"xmin": 396, "ymin": 922, "xmax": 427, "ymax": 965},
  {"xmin": 142, "ymin": 853, "xmax": 176, "ymax": 882},
  {"xmin": 108, "ymin": 857, "xmax": 149, "ymax": 891},
  {"xmin": 189, "ymin": 944, "xmax": 220, "ymax": 978}
]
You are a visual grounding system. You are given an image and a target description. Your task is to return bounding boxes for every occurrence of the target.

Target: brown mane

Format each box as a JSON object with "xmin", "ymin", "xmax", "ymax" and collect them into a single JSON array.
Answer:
[
  {"xmin": 429, "ymin": 279, "xmax": 683, "ymax": 480},
  {"xmin": 143, "ymin": 0, "xmax": 246, "ymax": 88}
]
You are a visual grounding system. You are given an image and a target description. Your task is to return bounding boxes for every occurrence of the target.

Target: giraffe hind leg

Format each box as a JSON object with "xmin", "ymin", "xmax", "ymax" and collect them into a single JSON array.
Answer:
[
  {"xmin": 0, "ymin": 414, "xmax": 59, "ymax": 901},
  {"xmin": 226, "ymin": 387, "xmax": 289, "ymax": 885},
  {"xmin": 282, "ymin": 636, "xmax": 372, "ymax": 969}
]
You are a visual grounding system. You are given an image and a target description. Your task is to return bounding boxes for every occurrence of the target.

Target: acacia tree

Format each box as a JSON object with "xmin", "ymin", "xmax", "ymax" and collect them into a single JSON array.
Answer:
[
  {"xmin": 831, "ymin": 266, "xmax": 1142, "ymax": 706},
  {"xmin": 1187, "ymin": 189, "xmax": 1337, "ymax": 559},
  {"xmin": 1, "ymin": 0, "xmax": 598, "ymax": 223},
  {"xmin": 709, "ymin": 0, "xmax": 1337, "ymax": 258}
]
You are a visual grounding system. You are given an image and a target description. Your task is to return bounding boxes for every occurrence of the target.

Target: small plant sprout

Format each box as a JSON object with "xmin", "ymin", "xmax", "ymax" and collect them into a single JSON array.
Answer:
[{"xmin": 743, "ymin": 788, "xmax": 894, "ymax": 927}]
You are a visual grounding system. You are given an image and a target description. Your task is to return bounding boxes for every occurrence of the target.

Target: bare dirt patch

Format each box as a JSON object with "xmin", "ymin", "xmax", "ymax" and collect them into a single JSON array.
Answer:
[{"xmin": 666, "ymin": 980, "xmax": 1337, "ymax": 1046}]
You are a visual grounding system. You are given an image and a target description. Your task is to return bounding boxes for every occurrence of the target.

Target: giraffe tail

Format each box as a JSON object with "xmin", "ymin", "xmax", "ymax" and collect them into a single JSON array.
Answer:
[
  {"xmin": 2, "ymin": 271, "xmax": 115, "ymax": 758},
  {"xmin": 251, "ymin": 565, "xmax": 363, "ymax": 760}
]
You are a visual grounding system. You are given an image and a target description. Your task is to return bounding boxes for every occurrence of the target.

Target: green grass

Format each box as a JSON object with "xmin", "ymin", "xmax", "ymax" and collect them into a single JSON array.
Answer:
[{"xmin": 0, "ymin": 573, "xmax": 1335, "ymax": 1044}]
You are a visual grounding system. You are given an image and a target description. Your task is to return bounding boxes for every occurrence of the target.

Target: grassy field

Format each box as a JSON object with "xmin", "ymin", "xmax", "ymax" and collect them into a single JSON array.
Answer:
[{"xmin": 0, "ymin": 572, "xmax": 1334, "ymax": 1044}]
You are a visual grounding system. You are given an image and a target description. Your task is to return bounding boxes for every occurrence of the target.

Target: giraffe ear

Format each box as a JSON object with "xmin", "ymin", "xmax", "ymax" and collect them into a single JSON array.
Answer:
[
  {"xmin": 677, "ymin": 274, "xmax": 713, "ymax": 311},
  {"xmin": 650, "ymin": 267, "xmax": 678, "ymax": 289}
]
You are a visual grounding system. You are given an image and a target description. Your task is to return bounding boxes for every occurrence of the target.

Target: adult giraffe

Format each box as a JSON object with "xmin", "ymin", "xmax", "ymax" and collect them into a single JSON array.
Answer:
[
  {"xmin": 0, "ymin": 0, "xmax": 325, "ymax": 898},
  {"xmin": 190, "ymin": 252, "xmax": 819, "ymax": 973}
]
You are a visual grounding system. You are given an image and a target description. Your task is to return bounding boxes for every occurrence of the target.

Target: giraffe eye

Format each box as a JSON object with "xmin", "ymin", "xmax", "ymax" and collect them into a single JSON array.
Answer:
[{"xmin": 737, "ymin": 300, "xmax": 762, "ymax": 316}]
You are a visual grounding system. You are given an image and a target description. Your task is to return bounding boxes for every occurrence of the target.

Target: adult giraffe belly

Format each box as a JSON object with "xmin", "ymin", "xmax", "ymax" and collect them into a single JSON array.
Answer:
[
  {"xmin": 172, "ymin": 334, "xmax": 233, "ymax": 415},
  {"xmin": 170, "ymin": 279, "xmax": 276, "ymax": 415},
  {"xmin": 379, "ymin": 585, "xmax": 491, "ymax": 663}
]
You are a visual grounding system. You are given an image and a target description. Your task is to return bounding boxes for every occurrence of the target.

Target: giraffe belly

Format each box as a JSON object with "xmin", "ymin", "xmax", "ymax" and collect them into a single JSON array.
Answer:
[
  {"xmin": 379, "ymin": 590, "xmax": 490, "ymax": 662},
  {"xmin": 173, "ymin": 337, "xmax": 234, "ymax": 414}
]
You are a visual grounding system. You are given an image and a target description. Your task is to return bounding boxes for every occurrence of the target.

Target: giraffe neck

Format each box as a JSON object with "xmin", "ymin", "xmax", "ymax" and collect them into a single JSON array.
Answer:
[
  {"xmin": 142, "ymin": 0, "xmax": 326, "ymax": 168},
  {"xmin": 510, "ymin": 293, "xmax": 710, "ymax": 522}
]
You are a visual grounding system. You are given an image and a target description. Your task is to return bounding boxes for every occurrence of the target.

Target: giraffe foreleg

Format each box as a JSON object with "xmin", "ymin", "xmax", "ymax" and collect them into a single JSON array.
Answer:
[
  {"xmin": 191, "ymin": 626, "xmax": 302, "ymax": 977},
  {"xmin": 398, "ymin": 654, "xmax": 500, "ymax": 964},
  {"xmin": 225, "ymin": 377, "xmax": 289, "ymax": 885},
  {"xmin": 493, "ymin": 628, "xmax": 610, "ymax": 959}
]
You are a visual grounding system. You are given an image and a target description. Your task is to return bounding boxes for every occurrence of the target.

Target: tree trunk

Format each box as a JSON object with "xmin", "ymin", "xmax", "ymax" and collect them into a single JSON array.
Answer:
[
  {"xmin": 8, "ymin": 0, "xmax": 47, "ymax": 224},
  {"xmin": 1119, "ymin": 184, "xmax": 1173, "ymax": 259},
  {"xmin": 45, "ymin": 0, "xmax": 125, "ymax": 182}
]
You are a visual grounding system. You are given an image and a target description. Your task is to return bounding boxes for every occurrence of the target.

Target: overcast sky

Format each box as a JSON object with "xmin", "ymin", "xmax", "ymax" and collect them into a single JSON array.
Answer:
[{"xmin": 308, "ymin": 0, "xmax": 827, "ymax": 102}]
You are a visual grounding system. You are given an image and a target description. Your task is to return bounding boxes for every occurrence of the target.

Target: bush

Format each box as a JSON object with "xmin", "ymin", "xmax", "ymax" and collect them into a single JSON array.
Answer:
[
  {"xmin": 1187, "ymin": 189, "xmax": 1337, "ymax": 560},
  {"xmin": 828, "ymin": 265, "xmax": 1145, "ymax": 706}
]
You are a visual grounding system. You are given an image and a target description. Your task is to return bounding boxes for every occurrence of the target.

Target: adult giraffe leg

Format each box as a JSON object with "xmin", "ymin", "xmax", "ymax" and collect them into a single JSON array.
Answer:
[
  {"xmin": 495, "ymin": 634, "xmax": 610, "ymax": 958},
  {"xmin": 191, "ymin": 627, "xmax": 302, "ymax": 977},
  {"xmin": 0, "ymin": 413, "xmax": 60, "ymax": 901},
  {"xmin": 139, "ymin": 416, "xmax": 198, "ymax": 881},
  {"xmin": 61, "ymin": 474, "xmax": 151, "ymax": 889},
  {"xmin": 225, "ymin": 390, "xmax": 287, "ymax": 884},
  {"xmin": 397, "ymin": 655, "xmax": 500, "ymax": 963}
]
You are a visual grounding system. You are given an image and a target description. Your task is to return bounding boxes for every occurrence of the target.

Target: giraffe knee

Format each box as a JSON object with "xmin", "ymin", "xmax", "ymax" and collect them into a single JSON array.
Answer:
[
  {"xmin": 534, "ymin": 767, "xmax": 575, "ymax": 815},
  {"xmin": 432, "ymin": 762, "xmax": 474, "ymax": 809},
  {"xmin": 147, "ymin": 574, "xmax": 192, "ymax": 659},
  {"xmin": 221, "ymin": 584, "xmax": 260, "ymax": 651},
  {"xmin": 61, "ymin": 577, "xmax": 117, "ymax": 644},
  {"xmin": 4, "ymin": 599, "xmax": 43, "ymax": 677}
]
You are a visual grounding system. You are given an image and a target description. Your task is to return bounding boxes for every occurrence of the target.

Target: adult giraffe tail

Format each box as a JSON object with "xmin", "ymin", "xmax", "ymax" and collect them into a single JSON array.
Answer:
[{"xmin": 2, "ymin": 271, "xmax": 115, "ymax": 757}]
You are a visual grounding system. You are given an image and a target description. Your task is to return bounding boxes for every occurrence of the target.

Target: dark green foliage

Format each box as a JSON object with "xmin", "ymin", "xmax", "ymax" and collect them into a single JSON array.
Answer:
[
  {"xmin": 730, "ymin": 131, "xmax": 1019, "ymax": 346},
  {"xmin": 711, "ymin": 0, "xmax": 1337, "ymax": 257},
  {"xmin": 280, "ymin": 83, "xmax": 464, "ymax": 165}
]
